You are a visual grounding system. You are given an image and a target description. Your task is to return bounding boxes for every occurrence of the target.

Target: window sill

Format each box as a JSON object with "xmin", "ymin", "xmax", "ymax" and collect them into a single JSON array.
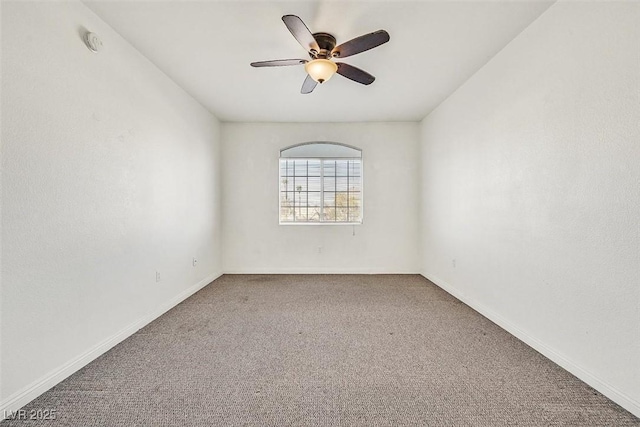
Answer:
[{"xmin": 279, "ymin": 221, "xmax": 363, "ymax": 226}]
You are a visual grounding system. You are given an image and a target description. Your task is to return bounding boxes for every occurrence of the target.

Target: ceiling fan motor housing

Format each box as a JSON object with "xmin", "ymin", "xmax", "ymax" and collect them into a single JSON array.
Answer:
[{"xmin": 312, "ymin": 32, "xmax": 337, "ymax": 58}]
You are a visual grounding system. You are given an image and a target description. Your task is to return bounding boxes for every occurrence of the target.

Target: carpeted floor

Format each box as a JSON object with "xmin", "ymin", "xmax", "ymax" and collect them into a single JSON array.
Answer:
[{"xmin": 3, "ymin": 274, "xmax": 638, "ymax": 426}]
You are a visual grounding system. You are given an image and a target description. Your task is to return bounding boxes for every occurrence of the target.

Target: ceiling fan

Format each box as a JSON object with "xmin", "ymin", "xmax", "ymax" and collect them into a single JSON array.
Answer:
[{"xmin": 250, "ymin": 15, "xmax": 390, "ymax": 94}]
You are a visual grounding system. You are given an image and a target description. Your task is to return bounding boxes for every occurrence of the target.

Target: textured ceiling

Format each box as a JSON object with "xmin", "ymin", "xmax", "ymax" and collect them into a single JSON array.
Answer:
[{"xmin": 85, "ymin": 1, "xmax": 554, "ymax": 122}]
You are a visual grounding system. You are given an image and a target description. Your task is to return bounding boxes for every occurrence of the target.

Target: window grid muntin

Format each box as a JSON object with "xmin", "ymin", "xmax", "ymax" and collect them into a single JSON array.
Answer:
[{"xmin": 280, "ymin": 158, "xmax": 362, "ymax": 224}]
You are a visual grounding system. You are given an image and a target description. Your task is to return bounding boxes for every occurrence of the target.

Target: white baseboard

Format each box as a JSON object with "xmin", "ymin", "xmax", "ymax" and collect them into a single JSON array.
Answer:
[
  {"xmin": 422, "ymin": 272, "xmax": 640, "ymax": 419},
  {"xmin": 1, "ymin": 271, "xmax": 222, "ymax": 420},
  {"xmin": 222, "ymin": 269, "xmax": 420, "ymax": 274}
]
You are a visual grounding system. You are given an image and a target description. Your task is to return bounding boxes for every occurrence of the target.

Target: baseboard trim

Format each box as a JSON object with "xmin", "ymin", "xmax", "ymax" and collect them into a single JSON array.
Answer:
[
  {"xmin": 422, "ymin": 272, "xmax": 640, "ymax": 418},
  {"xmin": 222, "ymin": 270, "xmax": 421, "ymax": 275},
  {"xmin": 1, "ymin": 271, "xmax": 222, "ymax": 420}
]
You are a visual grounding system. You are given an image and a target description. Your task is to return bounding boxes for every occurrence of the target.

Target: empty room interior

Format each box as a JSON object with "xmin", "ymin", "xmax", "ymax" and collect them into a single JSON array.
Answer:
[{"xmin": 1, "ymin": 0, "xmax": 639, "ymax": 425}]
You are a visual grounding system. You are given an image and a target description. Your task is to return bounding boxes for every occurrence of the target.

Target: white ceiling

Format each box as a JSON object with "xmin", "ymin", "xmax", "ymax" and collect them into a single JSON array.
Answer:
[{"xmin": 85, "ymin": 1, "xmax": 553, "ymax": 122}]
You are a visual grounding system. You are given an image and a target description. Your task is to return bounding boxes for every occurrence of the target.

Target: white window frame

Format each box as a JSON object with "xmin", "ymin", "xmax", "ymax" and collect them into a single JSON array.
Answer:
[{"xmin": 279, "ymin": 142, "xmax": 363, "ymax": 226}]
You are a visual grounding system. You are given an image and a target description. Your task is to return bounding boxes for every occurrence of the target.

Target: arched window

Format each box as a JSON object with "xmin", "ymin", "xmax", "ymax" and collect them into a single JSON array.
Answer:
[{"xmin": 279, "ymin": 142, "xmax": 362, "ymax": 224}]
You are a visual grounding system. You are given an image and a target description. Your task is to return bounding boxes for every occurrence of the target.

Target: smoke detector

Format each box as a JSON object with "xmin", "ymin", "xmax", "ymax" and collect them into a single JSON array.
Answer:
[{"xmin": 84, "ymin": 32, "xmax": 103, "ymax": 53}]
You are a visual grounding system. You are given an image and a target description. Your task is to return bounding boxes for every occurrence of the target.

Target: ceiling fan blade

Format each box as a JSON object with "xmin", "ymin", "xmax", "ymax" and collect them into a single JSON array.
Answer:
[
  {"xmin": 282, "ymin": 15, "xmax": 320, "ymax": 53},
  {"xmin": 301, "ymin": 74, "xmax": 318, "ymax": 94},
  {"xmin": 250, "ymin": 59, "xmax": 307, "ymax": 67},
  {"xmin": 332, "ymin": 30, "xmax": 390, "ymax": 58},
  {"xmin": 336, "ymin": 63, "xmax": 375, "ymax": 85}
]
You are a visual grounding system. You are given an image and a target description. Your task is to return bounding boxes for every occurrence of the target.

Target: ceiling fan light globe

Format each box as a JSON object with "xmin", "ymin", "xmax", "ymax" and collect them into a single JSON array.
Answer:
[{"xmin": 304, "ymin": 59, "xmax": 338, "ymax": 83}]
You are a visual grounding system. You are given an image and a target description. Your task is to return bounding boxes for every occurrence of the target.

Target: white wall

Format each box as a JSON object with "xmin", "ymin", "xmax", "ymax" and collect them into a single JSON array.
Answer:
[
  {"xmin": 1, "ymin": 1, "xmax": 222, "ymax": 412},
  {"xmin": 222, "ymin": 122, "xmax": 419, "ymax": 273},
  {"xmin": 419, "ymin": 1, "xmax": 640, "ymax": 416}
]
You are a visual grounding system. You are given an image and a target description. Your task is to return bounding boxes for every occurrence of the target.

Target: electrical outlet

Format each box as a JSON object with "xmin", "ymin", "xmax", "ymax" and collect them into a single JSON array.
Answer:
[
  {"xmin": 452, "ymin": 259, "xmax": 456, "ymax": 268},
  {"xmin": 156, "ymin": 271, "xmax": 161, "ymax": 282},
  {"xmin": 317, "ymin": 247, "xmax": 323, "ymax": 254},
  {"xmin": 193, "ymin": 257, "xmax": 198, "ymax": 267}
]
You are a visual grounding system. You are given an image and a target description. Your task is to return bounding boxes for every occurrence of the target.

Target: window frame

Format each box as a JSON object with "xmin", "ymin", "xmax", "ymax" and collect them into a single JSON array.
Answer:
[{"xmin": 278, "ymin": 145, "xmax": 364, "ymax": 226}]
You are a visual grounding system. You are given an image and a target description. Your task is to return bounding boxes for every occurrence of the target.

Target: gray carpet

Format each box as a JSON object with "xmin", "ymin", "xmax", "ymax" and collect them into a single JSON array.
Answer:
[{"xmin": 3, "ymin": 274, "xmax": 638, "ymax": 426}]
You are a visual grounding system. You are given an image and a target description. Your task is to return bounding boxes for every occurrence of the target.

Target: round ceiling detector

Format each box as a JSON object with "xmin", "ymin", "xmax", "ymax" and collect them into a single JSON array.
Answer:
[{"xmin": 84, "ymin": 32, "xmax": 103, "ymax": 53}]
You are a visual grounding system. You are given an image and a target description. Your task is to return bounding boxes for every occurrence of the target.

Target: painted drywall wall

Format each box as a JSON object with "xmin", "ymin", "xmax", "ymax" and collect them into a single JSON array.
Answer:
[
  {"xmin": 419, "ymin": 1, "xmax": 640, "ymax": 416},
  {"xmin": 1, "ymin": 1, "xmax": 222, "ymax": 411},
  {"xmin": 222, "ymin": 122, "xmax": 419, "ymax": 273}
]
